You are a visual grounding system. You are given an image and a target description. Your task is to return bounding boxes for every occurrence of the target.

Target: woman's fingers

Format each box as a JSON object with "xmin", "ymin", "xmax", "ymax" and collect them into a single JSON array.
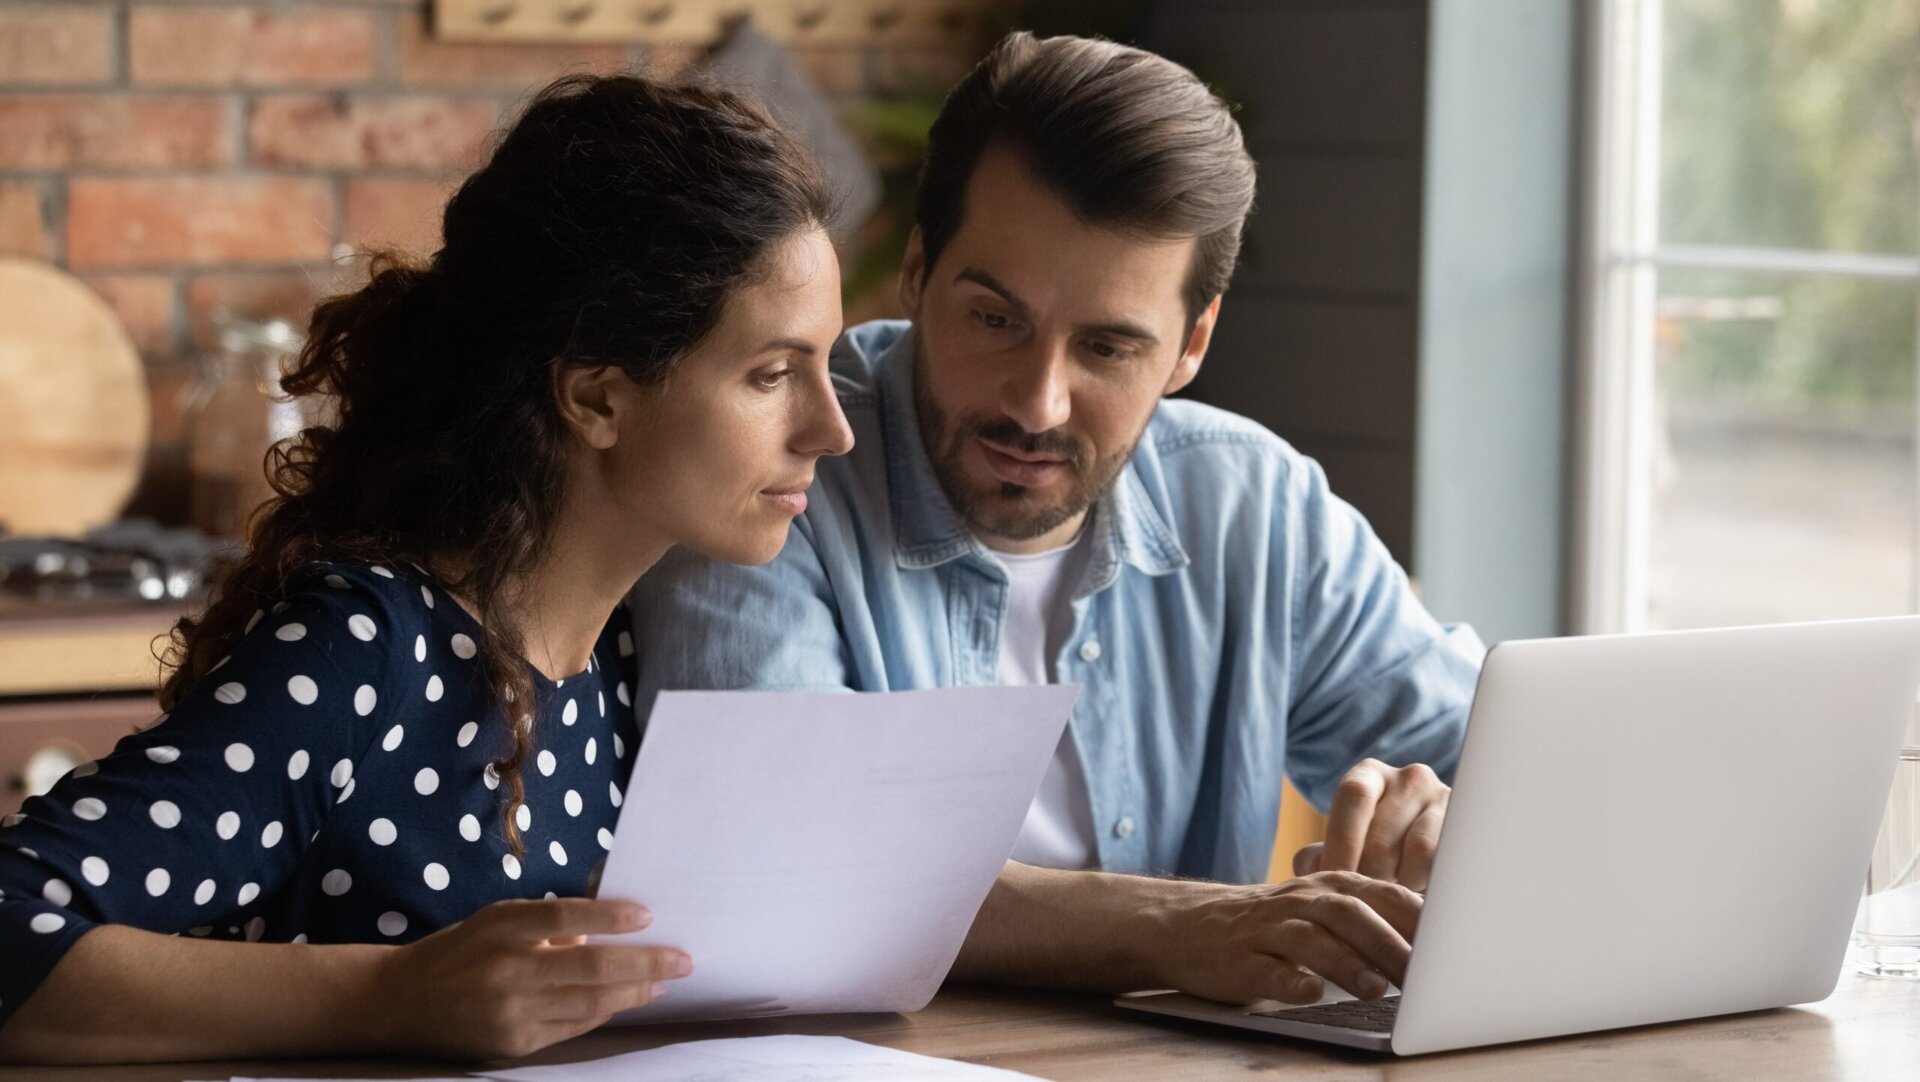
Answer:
[
  {"xmin": 534, "ymin": 943, "xmax": 694, "ymax": 986},
  {"xmin": 529, "ymin": 979, "xmax": 665, "ymax": 1023},
  {"xmin": 479, "ymin": 896, "xmax": 652, "ymax": 945}
]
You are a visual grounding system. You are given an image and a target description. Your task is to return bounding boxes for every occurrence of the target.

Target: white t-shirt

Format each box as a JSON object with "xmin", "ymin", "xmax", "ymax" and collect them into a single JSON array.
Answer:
[{"xmin": 995, "ymin": 529, "xmax": 1100, "ymax": 870}]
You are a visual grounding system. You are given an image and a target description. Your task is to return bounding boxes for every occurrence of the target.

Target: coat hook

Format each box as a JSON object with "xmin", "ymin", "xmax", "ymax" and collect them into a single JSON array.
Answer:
[
  {"xmin": 559, "ymin": 1, "xmax": 597, "ymax": 23},
  {"xmin": 794, "ymin": 4, "xmax": 829, "ymax": 31},
  {"xmin": 637, "ymin": 1, "xmax": 674, "ymax": 25},
  {"xmin": 868, "ymin": 4, "xmax": 903, "ymax": 32},
  {"xmin": 479, "ymin": 1, "xmax": 517, "ymax": 25}
]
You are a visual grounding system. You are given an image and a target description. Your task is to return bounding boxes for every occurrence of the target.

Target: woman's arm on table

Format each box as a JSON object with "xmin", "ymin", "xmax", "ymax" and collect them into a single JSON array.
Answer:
[{"xmin": 0, "ymin": 897, "xmax": 684, "ymax": 1064}]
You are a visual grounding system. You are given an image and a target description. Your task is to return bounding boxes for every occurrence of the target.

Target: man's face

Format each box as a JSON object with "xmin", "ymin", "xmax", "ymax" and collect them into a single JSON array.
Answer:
[{"xmin": 900, "ymin": 147, "xmax": 1219, "ymax": 553}]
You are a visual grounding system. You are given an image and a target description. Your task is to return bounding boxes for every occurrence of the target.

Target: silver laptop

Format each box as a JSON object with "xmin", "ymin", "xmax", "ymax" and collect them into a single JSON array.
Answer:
[{"xmin": 1115, "ymin": 616, "xmax": 1920, "ymax": 1055}]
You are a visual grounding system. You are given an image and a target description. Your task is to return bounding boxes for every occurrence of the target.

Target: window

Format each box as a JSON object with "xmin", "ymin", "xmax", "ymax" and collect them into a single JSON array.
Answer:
[{"xmin": 1578, "ymin": 0, "xmax": 1920, "ymax": 633}]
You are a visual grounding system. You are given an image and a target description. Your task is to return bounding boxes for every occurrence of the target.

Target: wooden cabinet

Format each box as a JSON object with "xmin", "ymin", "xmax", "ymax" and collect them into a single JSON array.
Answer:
[
  {"xmin": 0, "ymin": 696, "xmax": 157, "ymax": 816},
  {"xmin": 0, "ymin": 604, "xmax": 175, "ymax": 815}
]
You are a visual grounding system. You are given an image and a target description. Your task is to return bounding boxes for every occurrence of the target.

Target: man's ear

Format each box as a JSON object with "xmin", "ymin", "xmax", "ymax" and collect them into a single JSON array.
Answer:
[
  {"xmin": 896, "ymin": 227, "xmax": 928, "ymax": 315},
  {"xmin": 1165, "ymin": 295, "xmax": 1222, "ymax": 397},
  {"xmin": 552, "ymin": 362, "xmax": 626, "ymax": 451}
]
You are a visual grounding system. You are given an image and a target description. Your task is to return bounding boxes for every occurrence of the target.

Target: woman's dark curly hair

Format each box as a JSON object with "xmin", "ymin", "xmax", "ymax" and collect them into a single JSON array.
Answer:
[{"xmin": 159, "ymin": 73, "xmax": 834, "ymax": 856}]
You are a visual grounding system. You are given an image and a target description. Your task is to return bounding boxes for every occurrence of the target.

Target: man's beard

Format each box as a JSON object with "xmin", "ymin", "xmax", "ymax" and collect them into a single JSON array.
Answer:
[{"xmin": 912, "ymin": 336, "xmax": 1134, "ymax": 543}]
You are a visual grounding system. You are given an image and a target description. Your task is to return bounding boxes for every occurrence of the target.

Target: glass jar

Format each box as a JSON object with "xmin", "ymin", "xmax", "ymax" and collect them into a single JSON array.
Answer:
[{"xmin": 184, "ymin": 310, "xmax": 305, "ymax": 541}]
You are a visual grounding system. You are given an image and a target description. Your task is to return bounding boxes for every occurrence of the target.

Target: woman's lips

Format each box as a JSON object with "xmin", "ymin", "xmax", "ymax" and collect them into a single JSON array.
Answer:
[
  {"xmin": 976, "ymin": 437, "xmax": 1068, "ymax": 488},
  {"xmin": 761, "ymin": 484, "xmax": 810, "ymax": 516}
]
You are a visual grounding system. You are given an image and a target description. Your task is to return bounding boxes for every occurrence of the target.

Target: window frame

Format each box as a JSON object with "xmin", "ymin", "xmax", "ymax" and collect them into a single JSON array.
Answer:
[{"xmin": 1573, "ymin": 0, "xmax": 1920, "ymax": 634}]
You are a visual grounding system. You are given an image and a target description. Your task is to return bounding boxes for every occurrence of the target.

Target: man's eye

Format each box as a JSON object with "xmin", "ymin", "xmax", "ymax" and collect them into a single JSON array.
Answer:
[{"xmin": 974, "ymin": 310, "xmax": 1010, "ymax": 330}]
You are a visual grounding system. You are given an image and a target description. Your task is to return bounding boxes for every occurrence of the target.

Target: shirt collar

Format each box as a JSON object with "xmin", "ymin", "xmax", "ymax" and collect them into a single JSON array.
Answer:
[{"xmin": 875, "ymin": 324, "xmax": 1190, "ymax": 586}]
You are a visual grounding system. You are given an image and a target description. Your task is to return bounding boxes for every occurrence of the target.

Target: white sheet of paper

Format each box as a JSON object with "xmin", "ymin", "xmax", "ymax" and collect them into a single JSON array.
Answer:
[
  {"xmin": 592, "ymin": 685, "xmax": 1080, "ymax": 1023},
  {"xmin": 479, "ymin": 1034, "xmax": 1044, "ymax": 1082}
]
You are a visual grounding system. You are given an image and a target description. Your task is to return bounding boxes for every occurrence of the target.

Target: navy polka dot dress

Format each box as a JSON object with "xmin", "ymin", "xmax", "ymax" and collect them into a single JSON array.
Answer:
[{"xmin": 0, "ymin": 562, "xmax": 639, "ymax": 1029}]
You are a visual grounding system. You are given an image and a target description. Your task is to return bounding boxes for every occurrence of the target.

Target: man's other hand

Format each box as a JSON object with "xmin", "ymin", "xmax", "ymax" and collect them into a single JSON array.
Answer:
[{"xmin": 1292, "ymin": 759, "xmax": 1448, "ymax": 891}]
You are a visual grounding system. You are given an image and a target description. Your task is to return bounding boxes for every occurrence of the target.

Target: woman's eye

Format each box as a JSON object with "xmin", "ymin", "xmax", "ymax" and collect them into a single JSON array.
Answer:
[{"xmin": 754, "ymin": 369, "xmax": 792, "ymax": 389}]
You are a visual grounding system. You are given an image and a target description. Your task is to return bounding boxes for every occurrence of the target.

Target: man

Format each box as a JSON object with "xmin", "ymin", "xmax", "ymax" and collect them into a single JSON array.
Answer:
[{"xmin": 630, "ymin": 33, "xmax": 1484, "ymax": 1006}]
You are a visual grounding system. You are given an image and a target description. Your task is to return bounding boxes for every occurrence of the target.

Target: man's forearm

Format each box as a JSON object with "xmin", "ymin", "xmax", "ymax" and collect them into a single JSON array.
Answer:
[{"xmin": 951, "ymin": 861, "xmax": 1231, "ymax": 992}]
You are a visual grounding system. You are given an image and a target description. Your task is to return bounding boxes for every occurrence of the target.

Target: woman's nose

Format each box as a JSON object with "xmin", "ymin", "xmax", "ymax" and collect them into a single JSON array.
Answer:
[{"xmin": 795, "ymin": 377, "xmax": 855, "ymax": 458}]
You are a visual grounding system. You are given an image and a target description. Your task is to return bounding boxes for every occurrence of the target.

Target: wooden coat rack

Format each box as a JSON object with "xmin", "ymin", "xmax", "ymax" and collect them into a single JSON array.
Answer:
[{"xmin": 434, "ymin": 0, "xmax": 1005, "ymax": 46}]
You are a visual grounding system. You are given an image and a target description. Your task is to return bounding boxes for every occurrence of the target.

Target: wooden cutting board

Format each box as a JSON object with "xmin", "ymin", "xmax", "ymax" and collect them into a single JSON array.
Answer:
[{"xmin": 0, "ymin": 258, "xmax": 149, "ymax": 537}]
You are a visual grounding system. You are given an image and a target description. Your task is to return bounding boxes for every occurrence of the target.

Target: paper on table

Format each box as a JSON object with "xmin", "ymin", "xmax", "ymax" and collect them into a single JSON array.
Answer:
[
  {"xmin": 593, "ymin": 685, "xmax": 1080, "ymax": 1023},
  {"xmin": 479, "ymin": 1034, "xmax": 1044, "ymax": 1082}
]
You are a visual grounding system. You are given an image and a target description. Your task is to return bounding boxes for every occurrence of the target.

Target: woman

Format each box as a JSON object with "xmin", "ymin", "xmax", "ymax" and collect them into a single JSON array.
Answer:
[{"xmin": 0, "ymin": 73, "xmax": 853, "ymax": 1064}]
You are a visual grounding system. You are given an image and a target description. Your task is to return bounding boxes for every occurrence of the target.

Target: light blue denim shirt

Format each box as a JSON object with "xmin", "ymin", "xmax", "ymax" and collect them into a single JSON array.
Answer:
[{"xmin": 629, "ymin": 320, "xmax": 1484, "ymax": 884}]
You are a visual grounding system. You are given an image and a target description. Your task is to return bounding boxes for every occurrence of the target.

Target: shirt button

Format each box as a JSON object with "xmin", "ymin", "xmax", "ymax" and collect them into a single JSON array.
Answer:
[
  {"xmin": 1113, "ymin": 816, "xmax": 1135, "ymax": 839},
  {"xmin": 1079, "ymin": 639, "xmax": 1102, "ymax": 663}
]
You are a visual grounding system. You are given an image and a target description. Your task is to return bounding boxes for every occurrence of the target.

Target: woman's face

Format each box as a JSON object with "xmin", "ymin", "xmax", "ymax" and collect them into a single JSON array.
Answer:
[{"xmin": 607, "ymin": 227, "xmax": 854, "ymax": 566}]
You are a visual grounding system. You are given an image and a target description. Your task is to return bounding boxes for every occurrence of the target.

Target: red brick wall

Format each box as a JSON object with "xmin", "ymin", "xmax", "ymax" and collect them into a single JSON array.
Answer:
[{"xmin": 0, "ymin": 1, "xmax": 980, "ymax": 520}]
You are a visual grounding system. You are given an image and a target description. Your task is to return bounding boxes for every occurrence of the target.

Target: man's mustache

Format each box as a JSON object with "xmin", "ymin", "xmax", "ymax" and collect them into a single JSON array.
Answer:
[{"xmin": 966, "ymin": 420, "xmax": 1088, "ymax": 468}]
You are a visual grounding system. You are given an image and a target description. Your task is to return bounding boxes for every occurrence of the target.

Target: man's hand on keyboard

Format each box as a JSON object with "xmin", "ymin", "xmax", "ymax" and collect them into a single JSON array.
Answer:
[
  {"xmin": 1292, "ymin": 759, "xmax": 1449, "ymax": 891},
  {"xmin": 1146, "ymin": 871, "xmax": 1419, "ymax": 1006}
]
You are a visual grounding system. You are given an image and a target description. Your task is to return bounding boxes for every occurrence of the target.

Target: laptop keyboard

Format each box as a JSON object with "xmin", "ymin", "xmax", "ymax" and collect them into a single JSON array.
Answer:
[{"xmin": 1249, "ymin": 994, "xmax": 1401, "ymax": 1033}]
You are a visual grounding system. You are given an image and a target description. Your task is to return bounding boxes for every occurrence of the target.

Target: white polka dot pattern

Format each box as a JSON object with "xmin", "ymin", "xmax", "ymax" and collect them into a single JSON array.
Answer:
[
  {"xmin": 149, "ymin": 800, "xmax": 180, "ymax": 829},
  {"xmin": 288, "ymin": 675, "xmax": 319, "ymax": 705},
  {"xmin": 224, "ymin": 743, "xmax": 254, "ymax": 772},
  {"xmin": 0, "ymin": 561, "xmax": 639, "ymax": 1013}
]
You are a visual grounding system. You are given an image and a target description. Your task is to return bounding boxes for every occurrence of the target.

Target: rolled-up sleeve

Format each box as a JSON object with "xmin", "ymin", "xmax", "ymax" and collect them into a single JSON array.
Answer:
[{"xmin": 1280, "ymin": 456, "xmax": 1485, "ymax": 811}]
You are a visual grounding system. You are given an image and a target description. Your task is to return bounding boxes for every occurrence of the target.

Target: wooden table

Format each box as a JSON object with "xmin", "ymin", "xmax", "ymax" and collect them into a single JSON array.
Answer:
[{"xmin": 8, "ymin": 967, "xmax": 1915, "ymax": 1081}]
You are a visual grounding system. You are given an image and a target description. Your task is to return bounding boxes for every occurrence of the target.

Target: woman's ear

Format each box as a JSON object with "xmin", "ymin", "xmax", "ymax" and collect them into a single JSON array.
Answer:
[{"xmin": 551, "ymin": 363, "xmax": 626, "ymax": 450}]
